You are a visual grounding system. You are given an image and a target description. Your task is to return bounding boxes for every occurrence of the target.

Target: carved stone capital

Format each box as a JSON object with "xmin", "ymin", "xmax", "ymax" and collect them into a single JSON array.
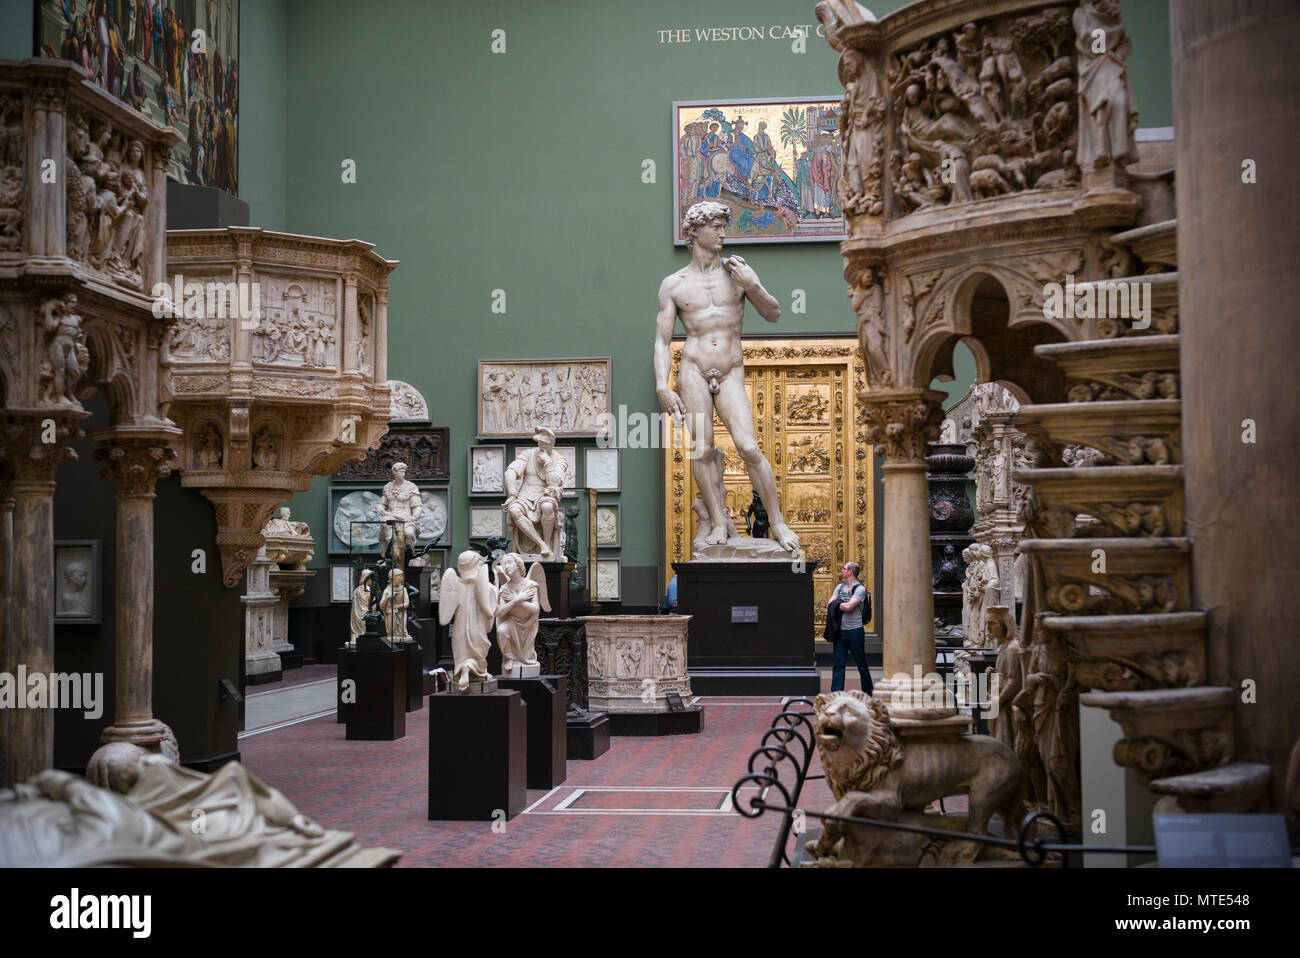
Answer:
[
  {"xmin": 0, "ymin": 413, "xmax": 86, "ymax": 486},
  {"xmin": 1081, "ymin": 688, "xmax": 1235, "ymax": 785},
  {"xmin": 858, "ymin": 389, "xmax": 945, "ymax": 465},
  {"xmin": 31, "ymin": 84, "xmax": 65, "ymax": 112},
  {"xmin": 92, "ymin": 435, "xmax": 180, "ymax": 496}
]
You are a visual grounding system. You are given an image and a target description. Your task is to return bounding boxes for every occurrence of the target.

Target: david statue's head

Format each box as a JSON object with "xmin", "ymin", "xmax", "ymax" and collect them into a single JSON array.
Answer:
[{"xmin": 683, "ymin": 201, "xmax": 731, "ymax": 252}]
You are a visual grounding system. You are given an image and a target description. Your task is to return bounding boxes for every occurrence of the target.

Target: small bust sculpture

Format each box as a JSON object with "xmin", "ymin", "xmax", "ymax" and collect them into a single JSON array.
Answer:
[
  {"xmin": 494, "ymin": 553, "xmax": 550, "ymax": 677},
  {"xmin": 374, "ymin": 461, "xmax": 422, "ymax": 557},
  {"xmin": 439, "ymin": 550, "xmax": 497, "ymax": 691},
  {"xmin": 58, "ymin": 561, "xmax": 90, "ymax": 615}
]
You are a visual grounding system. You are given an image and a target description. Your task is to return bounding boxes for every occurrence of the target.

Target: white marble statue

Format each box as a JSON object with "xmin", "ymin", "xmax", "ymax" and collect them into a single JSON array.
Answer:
[
  {"xmin": 379, "ymin": 568, "xmax": 410, "ymax": 641},
  {"xmin": 374, "ymin": 461, "xmax": 421, "ymax": 556},
  {"xmin": 654, "ymin": 201, "xmax": 799, "ymax": 554},
  {"xmin": 1073, "ymin": 0, "xmax": 1139, "ymax": 173},
  {"xmin": 503, "ymin": 427, "xmax": 569, "ymax": 559},
  {"xmin": 348, "ymin": 568, "xmax": 373, "ymax": 645},
  {"xmin": 438, "ymin": 550, "xmax": 497, "ymax": 691},
  {"xmin": 494, "ymin": 553, "xmax": 550, "ymax": 677},
  {"xmin": 961, "ymin": 543, "xmax": 1001, "ymax": 649}
]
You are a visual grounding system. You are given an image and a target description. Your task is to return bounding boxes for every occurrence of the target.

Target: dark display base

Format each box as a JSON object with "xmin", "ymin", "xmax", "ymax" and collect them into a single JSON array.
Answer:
[
  {"xmin": 539, "ymin": 561, "xmax": 572, "ymax": 619},
  {"xmin": 567, "ymin": 711, "xmax": 610, "ymax": 760},
  {"xmin": 397, "ymin": 640, "xmax": 424, "ymax": 711},
  {"xmin": 498, "ymin": 675, "xmax": 568, "ymax": 789},
  {"xmin": 278, "ymin": 650, "xmax": 304, "ymax": 672},
  {"xmin": 246, "ymin": 669, "xmax": 282, "ymax": 687},
  {"xmin": 608, "ymin": 707, "xmax": 703, "ymax": 736},
  {"xmin": 343, "ymin": 647, "xmax": 407, "ymax": 741},
  {"xmin": 673, "ymin": 561, "xmax": 819, "ymax": 696},
  {"xmin": 427, "ymin": 690, "xmax": 527, "ymax": 821}
]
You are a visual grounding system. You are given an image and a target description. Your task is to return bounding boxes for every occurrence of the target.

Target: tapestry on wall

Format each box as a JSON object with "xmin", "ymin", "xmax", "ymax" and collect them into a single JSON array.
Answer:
[
  {"xmin": 36, "ymin": 0, "xmax": 240, "ymax": 193},
  {"xmin": 673, "ymin": 97, "xmax": 846, "ymax": 245}
]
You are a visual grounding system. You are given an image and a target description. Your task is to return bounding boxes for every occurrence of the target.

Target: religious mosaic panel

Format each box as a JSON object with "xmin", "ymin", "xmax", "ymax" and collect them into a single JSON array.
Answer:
[
  {"xmin": 37, "ymin": 0, "xmax": 240, "ymax": 191},
  {"xmin": 663, "ymin": 338, "xmax": 874, "ymax": 637},
  {"xmin": 674, "ymin": 98, "xmax": 847, "ymax": 245}
]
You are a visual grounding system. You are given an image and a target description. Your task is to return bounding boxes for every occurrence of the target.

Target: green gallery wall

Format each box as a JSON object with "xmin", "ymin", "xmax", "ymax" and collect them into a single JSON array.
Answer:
[{"xmin": 2, "ymin": 0, "xmax": 1173, "ymax": 608}]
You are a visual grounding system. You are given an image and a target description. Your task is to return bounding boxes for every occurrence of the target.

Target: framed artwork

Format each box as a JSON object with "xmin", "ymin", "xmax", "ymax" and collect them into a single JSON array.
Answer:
[
  {"xmin": 478, "ymin": 358, "xmax": 611, "ymax": 438},
  {"xmin": 673, "ymin": 97, "xmax": 846, "ymax": 245},
  {"xmin": 585, "ymin": 447, "xmax": 620, "ymax": 491},
  {"xmin": 419, "ymin": 550, "xmax": 447, "ymax": 604},
  {"xmin": 468, "ymin": 444, "xmax": 506, "ymax": 496},
  {"xmin": 330, "ymin": 563, "xmax": 354, "ymax": 603},
  {"xmin": 37, "ymin": 0, "xmax": 242, "ymax": 192},
  {"xmin": 513, "ymin": 445, "xmax": 577, "ymax": 497},
  {"xmin": 329, "ymin": 484, "xmax": 450, "ymax": 552},
  {"xmin": 595, "ymin": 558, "xmax": 621, "ymax": 602},
  {"xmin": 595, "ymin": 503, "xmax": 620, "ymax": 548},
  {"xmin": 54, "ymin": 540, "xmax": 100, "ymax": 624},
  {"xmin": 469, "ymin": 505, "xmax": 505, "ymax": 540}
]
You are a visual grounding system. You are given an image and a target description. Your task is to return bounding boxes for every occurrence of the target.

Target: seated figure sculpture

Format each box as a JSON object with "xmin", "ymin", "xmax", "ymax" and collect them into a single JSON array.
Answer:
[
  {"xmin": 503, "ymin": 427, "xmax": 569, "ymax": 559},
  {"xmin": 494, "ymin": 553, "xmax": 550, "ymax": 677},
  {"xmin": 374, "ymin": 461, "xmax": 421, "ymax": 558}
]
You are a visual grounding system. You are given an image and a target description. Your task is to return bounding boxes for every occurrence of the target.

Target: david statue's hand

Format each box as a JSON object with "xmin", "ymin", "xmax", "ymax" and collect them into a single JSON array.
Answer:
[
  {"xmin": 656, "ymin": 387, "xmax": 687, "ymax": 420},
  {"xmin": 722, "ymin": 255, "xmax": 759, "ymax": 290}
]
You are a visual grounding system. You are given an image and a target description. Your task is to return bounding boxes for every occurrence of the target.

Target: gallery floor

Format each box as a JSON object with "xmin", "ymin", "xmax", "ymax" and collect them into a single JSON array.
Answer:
[{"xmin": 238, "ymin": 672, "xmax": 879, "ymax": 867}]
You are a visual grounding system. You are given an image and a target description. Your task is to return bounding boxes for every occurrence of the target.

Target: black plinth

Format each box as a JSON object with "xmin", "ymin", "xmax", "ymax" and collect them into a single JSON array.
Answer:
[
  {"xmin": 673, "ymin": 561, "xmax": 820, "ymax": 695},
  {"xmin": 427, "ymin": 690, "xmax": 527, "ymax": 821},
  {"xmin": 395, "ymin": 640, "xmax": 424, "ymax": 711},
  {"xmin": 567, "ymin": 710, "xmax": 610, "ymax": 760},
  {"xmin": 247, "ymin": 668, "xmax": 282, "ymax": 687},
  {"xmin": 343, "ymin": 647, "xmax": 407, "ymax": 741},
  {"xmin": 608, "ymin": 707, "xmax": 704, "ymax": 736},
  {"xmin": 498, "ymin": 675, "xmax": 568, "ymax": 789},
  {"xmin": 279, "ymin": 649, "xmax": 304, "ymax": 672},
  {"xmin": 166, "ymin": 181, "xmax": 250, "ymax": 228},
  {"xmin": 537, "ymin": 561, "xmax": 573, "ymax": 619}
]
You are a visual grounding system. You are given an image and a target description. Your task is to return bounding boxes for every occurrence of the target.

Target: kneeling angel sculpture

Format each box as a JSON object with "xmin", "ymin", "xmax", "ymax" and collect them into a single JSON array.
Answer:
[
  {"xmin": 494, "ymin": 553, "xmax": 550, "ymax": 677},
  {"xmin": 439, "ymin": 551, "xmax": 497, "ymax": 691}
]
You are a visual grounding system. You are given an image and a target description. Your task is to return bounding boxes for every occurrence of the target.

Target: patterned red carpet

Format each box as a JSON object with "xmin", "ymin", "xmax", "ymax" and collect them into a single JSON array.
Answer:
[{"xmin": 239, "ymin": 695, "xmax": 839, "ymax": 867}]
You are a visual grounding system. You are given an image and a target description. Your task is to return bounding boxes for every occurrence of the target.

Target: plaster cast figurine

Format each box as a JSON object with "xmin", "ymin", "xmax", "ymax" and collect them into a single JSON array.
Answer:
[
  {"xmin": 379, "ymin": 568, "xmax": 410, "ymax": 641},
  {"xmin": 438, "ymin": 550, "xmax": 497, "ymax": 691},
  {"xmin": 744, "ymin": 491, "xmax": 770, "ymax": 539},
  {"xmin": 494, "ymin": 553, "xmax": 550, "ymax": 677},
  {"xmin": 503, "ymin": 426, "xmax": 569, "ymax": 559},
  {"xmin": 654, "ymin": 201, "xmax": 799, "ymax": 552},
  {"xmin": 348, "ymin": 569, "xmax": 373, "ymax": 645},
  {"xmin": 58, "ymin": 562, "xmax": 90, "ymax": 615},
  {"xmin": 374, "ymin": 461, "xmax": 421, "ymax": 556}
]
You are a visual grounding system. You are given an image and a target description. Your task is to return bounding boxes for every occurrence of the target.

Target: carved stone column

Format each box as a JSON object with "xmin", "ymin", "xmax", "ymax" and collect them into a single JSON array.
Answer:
[
  {"xmin": 87, "ymin": 431, "xmax": 182, "ymax": 778},
  {"xmin": 0, "ymin": 414, "xmax": 83, "ymax": 787},
  {"xmin": 859, "ymin": 390, "xmax": 952, "ymax": 720}
]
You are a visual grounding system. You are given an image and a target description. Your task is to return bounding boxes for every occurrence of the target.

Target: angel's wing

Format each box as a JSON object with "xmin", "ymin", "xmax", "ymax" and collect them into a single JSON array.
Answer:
[
  {"xmin": 475, "ymin": 560, "xmax": 499, "ymax": 614},
  {"xmin": 526, "ymin": 562, "xmax": 551, "ymax": 614},
  {"xmin": 437, "ymin": 566, "xmax": 462, "ymax": 625}
]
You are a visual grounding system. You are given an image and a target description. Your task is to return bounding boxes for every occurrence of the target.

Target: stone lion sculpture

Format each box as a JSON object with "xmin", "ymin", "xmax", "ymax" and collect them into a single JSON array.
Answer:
[{"xmin": 807, "ymin": 690, "xmax": 1024, "ymax": 866}]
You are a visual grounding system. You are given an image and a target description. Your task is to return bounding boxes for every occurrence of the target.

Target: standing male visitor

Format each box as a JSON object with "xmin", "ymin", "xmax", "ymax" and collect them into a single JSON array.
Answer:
[{"xmin": 827, "ymin": 562, "xmax": 873, "ymax": 693}]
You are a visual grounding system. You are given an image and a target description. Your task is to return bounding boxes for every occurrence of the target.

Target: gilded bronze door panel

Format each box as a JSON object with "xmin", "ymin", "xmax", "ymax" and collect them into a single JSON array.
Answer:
[{"xmin": 664, "ymin": 338, "xmax": 874, "ymax": 638}]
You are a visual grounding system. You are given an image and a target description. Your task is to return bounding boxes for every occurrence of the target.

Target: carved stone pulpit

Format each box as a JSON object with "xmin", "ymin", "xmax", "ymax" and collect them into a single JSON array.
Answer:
[{"xmin": 163, "ymin": 227, "xmax": 396, "ymax": 587}]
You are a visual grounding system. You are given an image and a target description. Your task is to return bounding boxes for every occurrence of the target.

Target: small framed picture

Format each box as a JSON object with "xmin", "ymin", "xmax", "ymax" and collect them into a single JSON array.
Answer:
[
  {"xmin": 469, "ymin": 504, "xmax": 505, "ymax": 539},
  {"xmin": 330, "ymin": 563, "xmax": 354, "ymax": 602},
  {"xmin": 595, "ymin": 503, "xmax": 621, "ymax": 547},
  {"xmin": 513, "ymin": 445, "xmax": 577, "ymax": 497},
  {"xmin": 54, "ymin": 540, "xmax": 101, "ymax": 624},
  {"xmin": 585, "ymin": 447, "xmax": 620, "ymax": 491},
  {"xmin": 468, "ymin": 444, "xmax": 506, "ymax": 496},
  {"xmin": 595, "ymin": 558, "xmax": 621, "ymax": 602}
]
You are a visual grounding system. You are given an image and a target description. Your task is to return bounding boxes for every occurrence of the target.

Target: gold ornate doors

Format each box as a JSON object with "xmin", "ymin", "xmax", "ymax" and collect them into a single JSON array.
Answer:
[{"xmin": 663, "ymin": 337, "xmax": 874, "ymax": 636}]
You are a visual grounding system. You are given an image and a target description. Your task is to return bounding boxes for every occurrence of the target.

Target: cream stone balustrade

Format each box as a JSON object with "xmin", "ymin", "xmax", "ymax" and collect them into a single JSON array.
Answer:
[
  {"xmin": 164, "ymin": 227, "xmax": 396, "ymax": 587},
  {"xmin": 0, "ymin": 59, "xmax": 181, "ymax": 787}
]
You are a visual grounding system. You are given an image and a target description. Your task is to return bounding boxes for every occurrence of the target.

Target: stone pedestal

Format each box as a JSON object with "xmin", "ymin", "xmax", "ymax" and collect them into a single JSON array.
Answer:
[
  {"xmin": 583, "ymin": 615, "xmax": 701, "ymax": 735},
  {"xmin": 498, "ymin": 675, "xmax": 568, "ymax": 789},
  {"xmin": 535, "ymin": 618, "xmax": 610, "ymax": 760},
  {"xmin": 427, "ymin": 690, "xmax": 527, "ymax": 821},
  {"xmin": 342, "ymin": 647, "xmax": 406, "ymax": 741},
  {"xmin": 242, "ymin": 548, "xmax": 283, "ymax": 685},
  {"xmin": 539, "ymin": 560, "xmax": 572, "ymax": 619},
  {"xmin": 926, "ymin": 442, "xmax": 974, "ymax": 633},
  {"xmin": 672, "ymin": 563, "xmax": 820, "ymax": 695}
]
